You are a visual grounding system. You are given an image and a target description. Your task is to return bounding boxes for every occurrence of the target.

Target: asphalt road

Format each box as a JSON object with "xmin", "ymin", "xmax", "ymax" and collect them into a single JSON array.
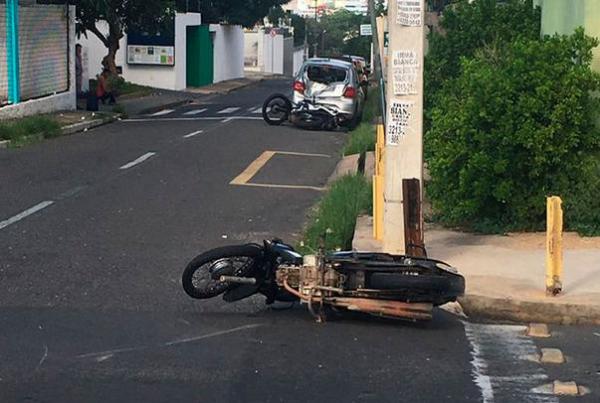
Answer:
[{"xmin": 1, "ymin": 79, "xmax": 598, "ymax": 402}]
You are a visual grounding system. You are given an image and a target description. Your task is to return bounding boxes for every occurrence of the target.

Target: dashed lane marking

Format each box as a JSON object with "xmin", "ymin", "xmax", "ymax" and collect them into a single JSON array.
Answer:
[
  {"xmin": 183, "ymin": 108, "xmax": 207, "ymax": 116},
  {"xmin": 119, "ymin": 152, "xmax": 157, "ymax": 170},
  {"xmin": 150, "ymin": 109, "xmax": 174, "ymax": 116},
  {"xmin": 183, "ymin": 130, "xmax": 203, "ymax": 138},
  {"xmin": 0, "ymin": 201, "xmax": 55, "ymax": 231},
  {"xmin": 218, "ymin": 107, "xmax": 240, "ymax": 114},
  {"xmin": 122, "ymin": 116, "xmax": 263, "ymax": 122}
]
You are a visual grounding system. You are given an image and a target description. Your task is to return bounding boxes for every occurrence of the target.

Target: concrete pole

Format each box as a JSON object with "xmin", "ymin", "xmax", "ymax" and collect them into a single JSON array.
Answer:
[{"xmin": 383, "ymin": 0, "xmax": 425, "ymax": 254}]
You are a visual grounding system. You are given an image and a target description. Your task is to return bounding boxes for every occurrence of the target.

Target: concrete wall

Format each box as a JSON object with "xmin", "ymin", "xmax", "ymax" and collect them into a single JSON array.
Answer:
[
  {"xmin": 537, "ymin": 0, "xmax": 600, "ymax": 72},
  {"xmin": 77, "ymin": 13, "xmax": 201, "ymax": 91},
  {"xmin": 293, "ymin": 47, "xmax": 305, "ymax": 76},
  {"xmin": 283, "ymin": 37, "xmax": 294, "ymax": 76},
  {"xmin": 210, "ymin": 24, "xmax": 244, "ymax": 83},
  {"xmin": 263, "ymin": 34, "xmax": 285, "ymax": 74},
  {"xmin": 0, "ymin": 6, "xmax": 76, "ymax": 119}
]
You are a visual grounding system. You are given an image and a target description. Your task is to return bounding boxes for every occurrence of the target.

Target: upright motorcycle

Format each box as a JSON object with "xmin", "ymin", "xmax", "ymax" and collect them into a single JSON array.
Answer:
[{"xmin": 181, "ymin": 239, "xmax": 465, "ymax": 322}]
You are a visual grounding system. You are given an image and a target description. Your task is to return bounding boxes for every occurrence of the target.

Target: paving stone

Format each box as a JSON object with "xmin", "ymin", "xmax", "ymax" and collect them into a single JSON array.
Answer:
[
  {"xmin": 553, "ymin": 380, "xmax": 579, "ymax": 396},
  {"xmin": 527, "ymin": 323, "xmax": 550, "ymax": 338},
  {"xmin": 540, "ymin": 348, "xmax": 564, "ymax": 364}
]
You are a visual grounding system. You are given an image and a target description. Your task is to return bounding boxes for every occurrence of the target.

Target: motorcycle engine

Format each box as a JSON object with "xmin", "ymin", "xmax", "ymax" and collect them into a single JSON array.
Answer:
[{"xmin": 276, "ymin": 255, "xmax": 346, "ymax": 298}]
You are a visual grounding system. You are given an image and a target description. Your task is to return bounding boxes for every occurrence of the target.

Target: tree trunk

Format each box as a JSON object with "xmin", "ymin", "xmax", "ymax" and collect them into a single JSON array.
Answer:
[{"xmin": 101, "ymin": 24, "xmax": 123, "ymax": 76}]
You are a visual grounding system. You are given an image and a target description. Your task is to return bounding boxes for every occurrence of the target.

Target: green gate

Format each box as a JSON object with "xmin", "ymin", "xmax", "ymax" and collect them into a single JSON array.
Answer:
[{"xmin": 186, "ymin": 25, "xmax": 213, "ymax": 87}]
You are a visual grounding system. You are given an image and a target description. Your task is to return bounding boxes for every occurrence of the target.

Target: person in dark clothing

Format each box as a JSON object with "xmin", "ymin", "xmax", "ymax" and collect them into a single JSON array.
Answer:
[{"xmin": 96, "ymin": 69, "xmax": 116, "ymax": 105}]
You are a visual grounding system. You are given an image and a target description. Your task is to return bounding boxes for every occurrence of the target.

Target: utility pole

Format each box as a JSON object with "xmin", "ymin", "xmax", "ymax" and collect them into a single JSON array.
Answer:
[
  {"xmin": 383, "ymin": 0, "xmax": 425, "ymax": 254},
  {"xmin": 368, "ymin": 0, "xmax": 383, "ymax": 113}
]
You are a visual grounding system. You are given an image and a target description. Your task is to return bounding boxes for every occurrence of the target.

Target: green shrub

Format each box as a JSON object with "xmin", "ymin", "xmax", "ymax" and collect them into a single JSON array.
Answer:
[
  {"xmin": 343, "ymin": 122, "xmax": 375, "ymax": 156},
  {"xmin": 300, "ymin": 174, "xmax": 372, "ymax": 252},
  {"xmin": 425, "ymin": 29, "xmax": 600, "ymax": 233},
  {"xmin": 0, "ymin": 116, "xmax": 61, "ymax": 143},
  {"xmin": 426, "ymin": 0, "xmax": 541, "ymax": 108}
]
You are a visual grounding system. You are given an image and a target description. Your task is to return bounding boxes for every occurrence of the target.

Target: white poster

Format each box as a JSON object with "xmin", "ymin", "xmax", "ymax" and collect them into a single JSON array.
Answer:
[
  {"xmin": 392, "ymin": 50, "xmax": 419, "ymax": 95},
  {"xmin": 387, "ymin": 101, "xmax": 414, "ymax": 145},
  {"xmin": 397, "ymin": 0, "xmax": 422, "ymax": 27},
  {"xmin": 127, "ymin": 45, "xmax": 175, "ymax": 66}
]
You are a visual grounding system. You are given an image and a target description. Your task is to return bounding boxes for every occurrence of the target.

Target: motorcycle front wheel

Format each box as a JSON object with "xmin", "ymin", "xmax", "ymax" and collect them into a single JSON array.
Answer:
[
  {"xmin": 262, "ymin": 94, "xmax": 292, "ymax": 126},
  {"xmin": 182, "ymin": 244, "xmax": 263, "ymax": 299}
]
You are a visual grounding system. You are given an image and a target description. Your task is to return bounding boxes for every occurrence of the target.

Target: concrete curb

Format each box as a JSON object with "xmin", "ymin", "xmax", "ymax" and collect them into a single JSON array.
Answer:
[
  {"xmin": 459, "ymin": 294, "xmax": 600, "ymax": 325},
  {"xmin": 61, "ymin": 115, "xmax": 119, "ymax": 135},
  {"xmin": 327, "ymin": 154, "xmax": 359, "ymax": 184},
  {"xmin": 0, "ymin": 140, "xmax": 9, "ymax": 149}
]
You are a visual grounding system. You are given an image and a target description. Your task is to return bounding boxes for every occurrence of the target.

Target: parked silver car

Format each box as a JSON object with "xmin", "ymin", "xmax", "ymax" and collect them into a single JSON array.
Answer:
[{"xmin": 292, "ymin": 58, "xmax": 365, "ymax": 127}]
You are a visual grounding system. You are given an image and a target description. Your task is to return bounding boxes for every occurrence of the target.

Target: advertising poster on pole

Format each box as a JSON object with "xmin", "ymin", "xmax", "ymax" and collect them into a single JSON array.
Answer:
[
  {"xmin": 392, "ymin": 50, "xmax": 419, "ymax": 95},
  {"xmin": 387, "ymin": 101, "xmax": 415, "ymax": 146},
  {"xmin": 397, "ymin": 0, "xmax": 422, "ymax": 27}
]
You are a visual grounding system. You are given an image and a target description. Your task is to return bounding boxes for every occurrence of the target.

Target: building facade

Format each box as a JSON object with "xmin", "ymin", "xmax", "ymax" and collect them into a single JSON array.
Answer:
[{"xmin": 535, "ymin": 0, "xmax": 600, "ymax": 72}]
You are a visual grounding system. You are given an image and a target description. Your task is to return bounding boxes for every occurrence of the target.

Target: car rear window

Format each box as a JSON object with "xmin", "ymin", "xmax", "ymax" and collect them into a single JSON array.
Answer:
[{"xmin": 306, "ymin": 65, "xmax": 348, "ymax": 84}]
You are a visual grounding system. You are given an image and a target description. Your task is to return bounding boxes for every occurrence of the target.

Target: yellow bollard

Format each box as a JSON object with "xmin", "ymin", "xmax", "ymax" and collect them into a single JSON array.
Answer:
[
  {"xmin": 546, "ymin": 196, "xmax": 563, "ymax": 296},
  {"xmin": 373, "ymin": 124, "xmax": 385, "ymax": 240},
  {"xmin": 373, "ymin": 175, "xmax": 384, "ymax": 240}
]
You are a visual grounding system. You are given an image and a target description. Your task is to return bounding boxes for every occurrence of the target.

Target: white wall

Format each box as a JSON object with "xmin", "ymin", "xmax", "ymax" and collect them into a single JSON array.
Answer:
[
  {"xmin": 263, "ymin": 34, "xmax": 285, "ymax": 75},
  {"xmin": 77, "ymin": 13, "xmax": 201, "ymax": 91},
  {"xmin": 293, "ymin": 47, "xmax": 305, "ymax": 76},
  {"xmin": 0, "ymin": 6, "xmax": 76, "ymax": 119},
  {"xmin": 210, "ymin": 24, "xmax": 244, "ymax": 83}
]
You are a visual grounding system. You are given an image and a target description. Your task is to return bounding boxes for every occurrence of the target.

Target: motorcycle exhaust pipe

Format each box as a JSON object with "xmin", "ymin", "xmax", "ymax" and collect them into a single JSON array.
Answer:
[{"xmin": 219, "ymin": 276, "xmax": 257, "ymax": 285}]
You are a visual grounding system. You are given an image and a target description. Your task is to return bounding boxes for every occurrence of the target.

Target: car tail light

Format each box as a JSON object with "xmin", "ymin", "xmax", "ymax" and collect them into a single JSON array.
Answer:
[
  {"xmin": 343, "ymin": 86, "xmax": 356, "ymax": 98},
  {"xmin": 293, "ymin": 81, "xmax": 305, "ymax": 94}
]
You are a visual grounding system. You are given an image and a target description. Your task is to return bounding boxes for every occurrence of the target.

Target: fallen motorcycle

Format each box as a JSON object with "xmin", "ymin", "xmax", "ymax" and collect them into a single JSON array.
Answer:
[
  {"xmin": 181, "ymin": 239, "xmax": 465, "ymax": 322},
  {"xmin": 262, "ymin": 93, "xmax": 343, "ymax": 130}
]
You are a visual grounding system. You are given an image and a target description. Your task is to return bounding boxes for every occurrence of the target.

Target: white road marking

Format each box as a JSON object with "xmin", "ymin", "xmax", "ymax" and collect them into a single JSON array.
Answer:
[
  {"xmin": 0, "ymin": 200, "xmax": 55, "ymax": 231},
  {"xmin": 150, "ymin": 109, "xmax": 174, "ymax": 116},
  {"xmin": 222, "ymin": 117, "xmax": 233, "ymax": 123},
  {"xmin": 183, "ymin": 108, "xmax": 207, "ymax": 115},
  {"xmin": 76, "ymin": 324, "xmax": 262, "ymax": 359},
  {"xmin": 594, "ymin": 332, "xmax": 600, "ymax": 337},
  {"xmin": 218, "ymin": 107, "xmax": 240, "ymax": 114},
  {"xmin": 119, "ymin": 152, "xmax": 156, "ymax": 170},
  {"xmin": 35, "ymin": 344, "xmax": 49, "ymax": 372},
  {"xmin": 183, "ymin": 130, "xmax": 203, "ymax": 138},
  {"xmin": 122, "ymin": 116, "xmax": 263, "ymax": 122},
  {"xmin": 464, "ymin": 322, "xmax": 558, "ymax": 403},
  {"xmin": 251, "ymin": 106, "xmax": 263, "ymax": 114}
]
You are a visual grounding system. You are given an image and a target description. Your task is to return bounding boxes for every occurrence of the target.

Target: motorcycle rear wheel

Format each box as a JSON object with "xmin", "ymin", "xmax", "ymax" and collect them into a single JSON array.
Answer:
[
  {"xmin": 182, "ymin": 244, "xmax": 262, "ymax": 299},
  {"xmin": 262, "ymin": 94, "xmax": 292, "ymax": 126}
]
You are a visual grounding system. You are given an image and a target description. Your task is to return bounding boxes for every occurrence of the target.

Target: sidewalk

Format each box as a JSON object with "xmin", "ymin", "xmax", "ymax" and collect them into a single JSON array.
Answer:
[
  {"xmin": 185, "ymin": 72, "xmax": 278, "ymax": 95},
  {"xmin": 90, "ymin": 73, "xmax": 278, "ymax": 116},
  {"xmin": 352, "ymin": 216, "xmax": 600, "ymax": 325}
]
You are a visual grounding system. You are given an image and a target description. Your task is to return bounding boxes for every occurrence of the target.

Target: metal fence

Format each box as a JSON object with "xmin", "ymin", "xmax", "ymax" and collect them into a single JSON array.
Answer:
[
  {"xmin": 0, "ymin": 4, "xmax": 8, "ymax": 106},
  {"xmin": 0, "ymin": 1, "xmax": 70, "ymax": 107}
]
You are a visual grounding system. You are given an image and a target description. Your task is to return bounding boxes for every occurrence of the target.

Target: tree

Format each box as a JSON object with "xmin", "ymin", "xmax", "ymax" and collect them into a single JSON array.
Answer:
[
  {"xmin": 425, "ymin": 0, "xmax": 541, "ymax": 106},
  {"xmin": 75, "ymin": 0, "xmax": 175, "ymax": 74},
  {"xmin": 199, "ymin": 0, "xmax": 289, "ymax": 28},
  {"xmin": 311, "ymin": 9, "xmax": 371, "ymax": 59},
  {"xmin": 425, "ymin": 29, "xmax": 600, "ymax": 233}
]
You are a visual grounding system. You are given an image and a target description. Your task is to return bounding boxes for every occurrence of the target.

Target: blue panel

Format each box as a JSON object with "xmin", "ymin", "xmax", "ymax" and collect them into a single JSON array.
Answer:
[{"xmin": 6, "ymin": 0, "xmax": 20, "ymax": 104}]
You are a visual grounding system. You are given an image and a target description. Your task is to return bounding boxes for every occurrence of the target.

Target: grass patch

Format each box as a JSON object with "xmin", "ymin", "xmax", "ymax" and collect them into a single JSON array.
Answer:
[
  {"xmin": 0, "ymin": 115, "xmax": 61, "ymax": 146},
  {"xmin": 90, "ymin": 77, "xmax": 155, "ymax": 98},
  {"xmin": 342, "ymin": 84, "xmax": 381, "ymax": 156},
  {"xmin": 343, "ymin": 122, "xmax": 376, "ymax": 156},
  {"xmin": 363, "ymin": 84, "xmax": 381, "ymax": 125},
  {"xmin": 299, "ymin": 174, "xmax": 372, "ymax": 253}
]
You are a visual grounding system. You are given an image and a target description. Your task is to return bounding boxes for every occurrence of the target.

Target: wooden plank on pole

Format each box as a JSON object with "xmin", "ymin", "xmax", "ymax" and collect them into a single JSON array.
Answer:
[{"xmin": 403, "ymin": 178, "xmax": 425, "ymax": 257}]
